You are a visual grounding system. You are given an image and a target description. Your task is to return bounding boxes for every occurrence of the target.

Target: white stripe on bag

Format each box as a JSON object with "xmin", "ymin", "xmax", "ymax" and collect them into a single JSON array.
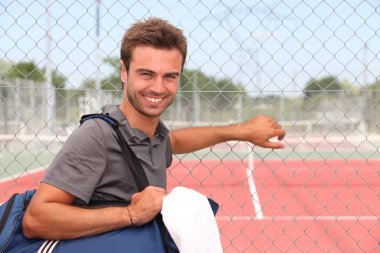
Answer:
[
  {"xmin": 47, "ymin": 240, "xmax": 59, "ymax": 253},
  {"xmin": 37, "ymin": 240, "xmax": 50, "ymax": 253},
  {"xmin": 37, "ymin": 240, "xmax": 60, "ymax": 253}
]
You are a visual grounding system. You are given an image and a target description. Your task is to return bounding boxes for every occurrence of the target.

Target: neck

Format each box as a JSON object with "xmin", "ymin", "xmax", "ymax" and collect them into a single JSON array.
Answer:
[{"xmin": 119, "ymin": 103, "xmax": 159, "ymax": 138}]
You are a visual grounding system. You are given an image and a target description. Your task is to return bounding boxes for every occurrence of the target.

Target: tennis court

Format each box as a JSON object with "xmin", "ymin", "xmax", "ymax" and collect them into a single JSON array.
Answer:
[
  {"xmin": 1, "ymin": 136, "xmax": 380, "ymax": 252},
  {"xmin": 168, "ymin": 153, "xmax": 380, "ymax": 252}
]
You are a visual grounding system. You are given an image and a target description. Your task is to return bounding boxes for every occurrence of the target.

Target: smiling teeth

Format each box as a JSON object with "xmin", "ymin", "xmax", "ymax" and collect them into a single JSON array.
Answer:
[{"xmin": 145, "ymin": 96, "xmax": 162, "ymax": 103}]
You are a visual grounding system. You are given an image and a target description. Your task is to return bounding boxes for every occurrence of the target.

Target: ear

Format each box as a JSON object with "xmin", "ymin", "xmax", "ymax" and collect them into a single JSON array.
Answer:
[{"xmin": 120, "ymin": 60, "xmax": 127, "ymax": 85}]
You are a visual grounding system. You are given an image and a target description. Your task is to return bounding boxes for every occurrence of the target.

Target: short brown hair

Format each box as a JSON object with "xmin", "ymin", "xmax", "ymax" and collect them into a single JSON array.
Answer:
[{"xmin": 120, "ymin": 17, "xmax": 187, "ymax": 72}]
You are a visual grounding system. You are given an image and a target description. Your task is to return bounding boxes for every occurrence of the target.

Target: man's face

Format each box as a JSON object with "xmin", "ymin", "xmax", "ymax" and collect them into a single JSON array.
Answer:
[{"xmin": 121, "ymin": 46, "xmax": 182, "ymax": 119}]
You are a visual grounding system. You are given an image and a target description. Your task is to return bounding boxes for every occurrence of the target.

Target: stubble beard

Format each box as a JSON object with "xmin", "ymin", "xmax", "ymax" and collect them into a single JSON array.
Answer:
[{"xmin": 126, "ymin": 87, "xmax": 175, "ymax": 118}]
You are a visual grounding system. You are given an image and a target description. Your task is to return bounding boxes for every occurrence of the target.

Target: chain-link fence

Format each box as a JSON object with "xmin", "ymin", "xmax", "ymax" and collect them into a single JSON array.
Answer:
[{"xmin": 1, "ymin": 0, "xmax": 380, "ymax": 252}]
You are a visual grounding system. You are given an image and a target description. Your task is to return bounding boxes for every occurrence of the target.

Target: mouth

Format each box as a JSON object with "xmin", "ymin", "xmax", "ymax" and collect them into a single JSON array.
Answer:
[{"xmin": 144, "ymin": 95, "xmax": 163, "ymax": 103}]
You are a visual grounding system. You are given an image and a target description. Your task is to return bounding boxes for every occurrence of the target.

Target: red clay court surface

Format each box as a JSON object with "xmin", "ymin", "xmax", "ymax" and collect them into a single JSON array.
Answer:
[{"xmin": 1, "ymin": 159, "xmax": 380, "ymax": 252}]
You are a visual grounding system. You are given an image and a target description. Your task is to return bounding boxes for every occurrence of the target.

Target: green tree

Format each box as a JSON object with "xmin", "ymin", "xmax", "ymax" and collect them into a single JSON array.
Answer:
[
  {"xmin": 101, "ymin": 57, "xmax": 121, "ymax": 91},
  {"xmin": 52, "ymin": 70, "xmax": 66, "ymax": 88},
  {"xmin": 367, "ymin": 79, "xmax": 380, "ymax": 90},
  {"xmin": 5, "ymin": 61, "xmax": 66, "ymax": 88},
  {"xmin": 80, "ymin": 57, "xmax": 121, "ymax": 91},
  {"xmin": 82, "ymin": 79, "xmax": 96, "ymax": 89},
  {"xmin": 341, "ymin": 78, "xmax": 360, "ymax": 97},
  {"xmin": 303, "ymin": 76, "xmax": 343, "ymax": 98},
  {"xmin": 51, "ymin": 70, "xmax": 67, "ymax": 118},
  {"xmin": 6, "ymin": 62, "xmax": 44, "ymax": 82},
  {"xmin": 5, "ymin": 61, "xmax": 68, "ymax": 122},
  {"xmin": 364, "ymin": 79, "xmax": 380, "ymax": 131},
  {"xmin": 0, "ymin": 60, "xmax": 12, "ymax": 80},
  {"xmin": 180, "ymin": 69, "xmax": 244, "ymax": 109}
]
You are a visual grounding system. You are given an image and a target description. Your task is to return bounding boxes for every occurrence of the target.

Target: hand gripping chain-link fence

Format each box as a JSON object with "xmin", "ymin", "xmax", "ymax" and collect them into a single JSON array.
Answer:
[{"xmin": 1, "ymin": 0, "xmax": 380, "ymax": 252}]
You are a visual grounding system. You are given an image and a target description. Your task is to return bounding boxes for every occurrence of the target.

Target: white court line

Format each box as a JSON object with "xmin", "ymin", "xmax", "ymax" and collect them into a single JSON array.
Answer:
[
  {"xmin": 0, "ymin": 166, "xmax": 46, "ymax": 183},
  {"xmin": 246, "ymin": 143, "xmax": 264, "ymax": 219},
  {"xmin": 216, "ymin": 216, "xmax": 380, "ymax": 221}
]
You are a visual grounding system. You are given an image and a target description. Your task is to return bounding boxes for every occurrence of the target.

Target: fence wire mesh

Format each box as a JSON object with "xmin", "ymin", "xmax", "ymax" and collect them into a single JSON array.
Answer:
[{"xmin": 1, "ymin": 0, "xmax": 380, "ymax": 252}]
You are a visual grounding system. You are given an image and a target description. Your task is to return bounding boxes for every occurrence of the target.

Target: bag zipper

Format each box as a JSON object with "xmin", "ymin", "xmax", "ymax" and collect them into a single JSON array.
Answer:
[{"xmin": 0, "ymin": 194, "xmax": 17, "ymax": 235}]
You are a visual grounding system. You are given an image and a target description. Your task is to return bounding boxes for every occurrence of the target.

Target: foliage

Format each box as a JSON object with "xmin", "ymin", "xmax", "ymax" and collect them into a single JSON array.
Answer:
[
  {"xmin": 80, "ymin": 57, "xmax": 121, "ymax": 90},
  {"xmin": 341, "ymin": 78, "xmax": 361, "ymax": 97},
  {"xmin": 367, "ymin": 79, "xmax": 380, "ymax": 89},
  {"xmin": 6, "ymin": 62, "xmax": 45, "ymax": 82},
  {"xmin": 82, "ymin": 79, "xmax": 96, "ymax": 89},
  {"xmin": 101, "ymin": 57, "xmax": 121, "ymax": 90},
  {"xmin": 0, "ymin": 60, "xmax": 12, "ymax": 79},
  {"xmin": 5, "ymin": 61, "xmax": 66, "ymax": 88},
  {"xmin": 303, "ymin": 76, "xmax": 343, "ymax": 98},
  {"xmin": 180, "ymin": 69, "xmax": 246, "ymax": 109},
  {"xmin": 52, "ymin": 70, "xmax": 66, "ymax": 88}
]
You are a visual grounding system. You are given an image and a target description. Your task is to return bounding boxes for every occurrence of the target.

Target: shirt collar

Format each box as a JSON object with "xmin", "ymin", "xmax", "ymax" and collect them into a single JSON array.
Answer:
[{"xmin": 101, "ymin": 104, "xmax": 169, "ymax": 144}]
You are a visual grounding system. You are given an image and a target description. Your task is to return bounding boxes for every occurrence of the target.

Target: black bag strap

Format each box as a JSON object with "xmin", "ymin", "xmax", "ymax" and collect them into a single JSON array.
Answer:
[
  {"xmin": 80, "ymin": 113, "xmax": 175, "ymax": 253},
  {"xmin": 80, "ymin": 113, "xmax": 149, "ymax": 191},
  {"xmin": 114, "ymin": 126, "xmax": 149, "ymax": 191}
]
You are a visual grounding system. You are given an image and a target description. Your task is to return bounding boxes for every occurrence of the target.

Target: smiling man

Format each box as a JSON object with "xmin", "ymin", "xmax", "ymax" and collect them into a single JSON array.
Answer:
[
  {"xmin": 22, "ymin": 17, "xmax": 285, "ymax": 240},
  {"xmin": 120, "ymin": 45, "xmax": 182, "ymax": 136}
]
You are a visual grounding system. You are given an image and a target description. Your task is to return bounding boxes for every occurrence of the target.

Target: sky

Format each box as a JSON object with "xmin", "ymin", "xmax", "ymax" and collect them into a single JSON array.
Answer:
[{"xmin": 0, "ymin": 0, "xmax": 379, "ymax": 95}]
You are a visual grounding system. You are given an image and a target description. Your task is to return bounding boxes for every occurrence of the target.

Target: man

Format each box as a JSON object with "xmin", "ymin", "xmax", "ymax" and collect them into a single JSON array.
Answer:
[{"xmin": 22, "ymin": 17, "xmax": 285, "ymax": 240}]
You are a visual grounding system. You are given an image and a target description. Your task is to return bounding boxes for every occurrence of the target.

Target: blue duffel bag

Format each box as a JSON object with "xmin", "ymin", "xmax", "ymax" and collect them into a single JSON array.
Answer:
[
  {"xmin": 0, "ymin": 190, "xmax": 43, "ymax": 253},
  {"xmin": 0, "ymin": 189, "xmax": 218, "ymax": 253},
  {"xmin": 0, "ymin": 113, "xmax": 219, "ymax": 253}
]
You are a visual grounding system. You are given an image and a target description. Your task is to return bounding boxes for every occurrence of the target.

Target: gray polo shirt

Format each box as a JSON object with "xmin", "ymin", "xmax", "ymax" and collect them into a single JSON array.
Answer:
[{"xmin": 42, "ymin": 105, "xmax": 172, "ymax": 204}]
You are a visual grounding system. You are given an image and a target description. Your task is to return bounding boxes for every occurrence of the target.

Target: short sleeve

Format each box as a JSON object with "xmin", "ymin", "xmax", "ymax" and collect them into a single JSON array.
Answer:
[{"xmin": 42, "ymin": 120, "xmax": 107, "ymax": 203}]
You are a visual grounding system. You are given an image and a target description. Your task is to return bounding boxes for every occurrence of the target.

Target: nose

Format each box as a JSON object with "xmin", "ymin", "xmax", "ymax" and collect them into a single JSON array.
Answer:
[{"xmin": 150, "ymin": 77, "xmax": 165, "ymax": 94}]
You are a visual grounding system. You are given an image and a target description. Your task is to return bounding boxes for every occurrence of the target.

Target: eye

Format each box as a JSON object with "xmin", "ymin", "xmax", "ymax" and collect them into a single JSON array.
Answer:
[
  {"xmin": 141, "ymin": 71, "xmax": 153, "ymax": 78},
  {"xmin": 166, "ymin": 73, "xmax": 179, "ymax": 80}
]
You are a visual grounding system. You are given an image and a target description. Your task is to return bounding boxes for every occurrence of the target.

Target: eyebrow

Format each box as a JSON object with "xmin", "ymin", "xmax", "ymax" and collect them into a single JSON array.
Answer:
[
  {"xmin": 136, "ymin": 68, "xmax": 180, "ymax": 77},
  {"xmin": 136, "ymin": 68, "xmax": 155, "ymax": 73}
]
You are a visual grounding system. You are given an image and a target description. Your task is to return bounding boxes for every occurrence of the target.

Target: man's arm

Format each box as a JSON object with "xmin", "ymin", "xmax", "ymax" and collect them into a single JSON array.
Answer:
[
  {"xmin": 22, "ymin": 183, "xmax": 165, "ymax": 240},
  {"xmin": 169, "ymin": 115, "xmax": 285, "ymax": 154}
]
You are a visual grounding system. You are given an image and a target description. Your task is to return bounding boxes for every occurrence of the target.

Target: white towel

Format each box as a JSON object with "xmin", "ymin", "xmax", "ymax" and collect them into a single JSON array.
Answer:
[{"xmin": 161, "ymin": 186, "xmax": 223, "ymax": 253}]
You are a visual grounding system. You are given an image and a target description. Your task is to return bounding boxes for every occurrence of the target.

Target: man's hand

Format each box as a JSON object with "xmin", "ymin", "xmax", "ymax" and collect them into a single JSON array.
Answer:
[
  {"xmin": 234, "ymin": 115, "xmax": 286, "ymax": 149},
  {"xmin": 127, "ymin": 186, "xmax": 166, "ymax": 226},
  {"xmin": 23, "ymin": 185, "xmax": 166, "ymax": 239}
]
